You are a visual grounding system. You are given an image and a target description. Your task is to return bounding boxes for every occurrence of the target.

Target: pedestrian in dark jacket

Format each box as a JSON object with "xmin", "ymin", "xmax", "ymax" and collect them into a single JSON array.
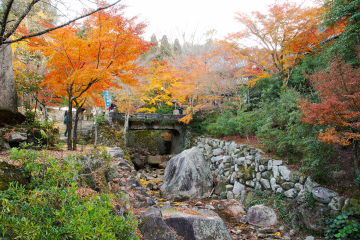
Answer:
[
  {"xmin": 64, "ymin": 111, "xmax": 69, "ymax": 137},
  {"xmin": 178, "ymin": 106, "xmax": 184, "ymax": 115}
]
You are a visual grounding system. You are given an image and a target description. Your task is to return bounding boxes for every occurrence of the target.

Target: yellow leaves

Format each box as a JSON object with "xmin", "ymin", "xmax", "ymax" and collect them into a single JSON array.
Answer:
[
  {"xmin": 137, "ymin": 107, "xmax": 156, "ymax": 113},
  {"xmin": 141, "ymin": 59, "xmax": 184, "ymax": 107},
  {"xmin": 179, "ymin": 108, "xmax": 193, "ymax": 124},
  {"xmin": 246, "ymin": 72, "xmax": 272, "ymax": 88},
  {"xmin": 318, "ymin": 127, "xmax": 340, "ymax": 144}
]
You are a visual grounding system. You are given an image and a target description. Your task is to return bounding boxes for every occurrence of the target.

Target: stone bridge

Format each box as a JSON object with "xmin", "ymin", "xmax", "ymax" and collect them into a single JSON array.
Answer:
[{"xmin": 110, "ymin": 113, "xmax": 185, "ymax": 154}]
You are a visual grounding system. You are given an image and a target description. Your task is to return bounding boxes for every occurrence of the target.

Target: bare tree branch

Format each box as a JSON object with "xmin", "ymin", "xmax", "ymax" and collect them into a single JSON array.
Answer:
[{"xmin": 1, "ymin": 0, "xmax": 122, "ymax": 46}]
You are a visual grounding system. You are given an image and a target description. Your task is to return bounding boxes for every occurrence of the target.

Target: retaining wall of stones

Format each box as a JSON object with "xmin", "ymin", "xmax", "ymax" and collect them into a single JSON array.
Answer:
[{"xmin": 194, "ymin": 137, "xmax": 349, "ymax": 214}]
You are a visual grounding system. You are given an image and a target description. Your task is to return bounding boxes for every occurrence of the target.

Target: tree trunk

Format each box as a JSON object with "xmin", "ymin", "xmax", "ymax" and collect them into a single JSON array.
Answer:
[
  {"xmin": 67, "ymin": 98, "xmax": 73, "ymax": 150},
  {"xmin": 354, "ymin": 139, "xmax": 359, "ymax": 169},
  {"xmin": 72, "ymin": 107, "xmax": 81, "ymax": 150},
  {"xmin": 123, "ymin": 111, "xmax": 130, "ymax": 145},
  {"xmin": 34, "ymin": 98, "xmax": 38, "ymax": 121},
  {"xmin": 94, "ymin": 123, "xmax": 98, "ymax": 147},
  {"xmin": 38, "ymin": 102, "xmax": 47, "ymax": 121},
  {"xmin": 94, "ymin": 108, "xmax": 99, "ymax": 147},
  {"xmin": 0, "ymin": 43, "xmax": 18, "ymax": 111}
]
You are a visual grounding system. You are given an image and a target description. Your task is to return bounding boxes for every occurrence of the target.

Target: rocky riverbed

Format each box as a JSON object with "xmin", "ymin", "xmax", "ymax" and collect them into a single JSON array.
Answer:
[
  {"xmin": 131, "ymin": 157, "xmax": 316, "ymax": 239},
  {"xmin": 0, "ymin": 144, "xmax": 320, "ymax": 239}
]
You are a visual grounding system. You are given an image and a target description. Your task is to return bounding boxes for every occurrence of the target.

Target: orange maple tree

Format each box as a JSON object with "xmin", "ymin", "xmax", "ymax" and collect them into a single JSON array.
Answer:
[
  {"xmin": 227, "ymin": 1, "xmax": 323, "ymax": 86},
  {"xmin": 29, "ymin": 4, "xmax": 152, "ymax": 149},
  {"xmin": 299, "ymin": 53, "xmax": 360, "ymax": 168},
  {"xmin": 172, "ymin": 44, "xmax": 241, "ymax": 123}
]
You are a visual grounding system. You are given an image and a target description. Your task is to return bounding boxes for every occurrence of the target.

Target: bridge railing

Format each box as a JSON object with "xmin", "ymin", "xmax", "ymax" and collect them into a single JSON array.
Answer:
[{"xmin": 110, "ymin": 112, "xmax": 183, "ymax": 121}]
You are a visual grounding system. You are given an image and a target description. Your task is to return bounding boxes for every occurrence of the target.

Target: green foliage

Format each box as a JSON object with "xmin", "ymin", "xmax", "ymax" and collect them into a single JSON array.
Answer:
[
  {"xmin": 300, "ymin": 137, "xmax": 336, "ymax": 184},
  {"xmin": 19, "ymin": 141, "xmax": 34, "ymax": 149},
  {"xmin": 255, "ymin": 89, "xmax": 314, "ymax": 160},
  {"xmin": 205, "ymin": 109, "xmax": 239, "ymax": 137},
  {"xmin": 37, "ymin": 120, "xmax": 59, "ymax": 147},
  {"xmin": 24, "ymin": 110, "xmax": 37, "ymax": 124},
  {"xmin": 155, "ymin": 104, "xmax": 174, "ymax": 114},
  {"xmin": 9, "ymin": 148, "xmax": 47, "ymax": 166},
  {"xmin": 304, "ymin": 192, "xmax": 317, "ymax": 210},
  {"xmin": 288, "ymin": 52, "xmax": 328, "ymax": 95},
  {"xmin": 274, "ymin": 191, "xmax": 290, "ymax": 224},
  {"xmin": 354, "ymin": 168, "xmax": 360, "ymax": 187},
  {"xmin": 0, "ymin": 150, "xmax": 138, "ymax": 239},
  {"xmin": 322, "ymin": 0, "xmax": 360, "ymax": 66},
  {"xmin": 251, "ymin": 76, "xmax": 282, "ymax": 104},
  {"xmin": 234, "ymin": 104, "xmax": 258, "ymax": 139},
  {"xmin": 246, "ymin": 189, "xmax": 290, "ymax": 224},
  {"xmin": 96, "ymin": 113, "xmax": 106, "ymax": 125},
  {"xmin": 325, "ymin": 208, "xmax": 360, "ymax": 240},
  {"xmin": 189, "ymin": 114, "xmax": 208, "ymax": 136}
]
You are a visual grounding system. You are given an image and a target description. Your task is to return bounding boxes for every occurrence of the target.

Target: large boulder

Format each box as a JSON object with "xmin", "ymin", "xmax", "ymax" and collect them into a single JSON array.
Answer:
[
  {"xmin": 0, "ymin": 108, "xmax": 25, "ymax": 126},
  {"xmin": 160, "ymin": 147, "xmax": 213, "ymax": 201},
  {"xmin": 108, "ymin": 147, "xmax": 124, "ymax": 159},
  {"xmin": 0, "ymin": 161, "xmax": 29, "ymax": 190},
  {"xmin": 162, "ymin": 208, "xmax": 232, "ymax": 240},
  {"xmin": 245, "ymin": 205, "xmax": 277, "ymax": 227},
  {"xmin": 304, "ymin": 177, "xmax": 319, "ymax": 193},
  {"xmin": 233, "ymin": 181, "xmax": 246, "ymax": 195},
  {"xmin": 296, "ymin": 204, "xmax": 325, "ymax": 235},
  {"xmin": 9, "ymin": 133, "xmax": 27, "ymax": 143},
  {"xmin": 139, "ymin": 206, "xmax": 179, "ymax": 240},
  {"xmin": 131, "ymin": 157, "xmax": 144, "ymax": 170},
  {"xmin": 224, "ymin": 199, "xmax": 246, "ymax": 217},
  {"xmin": 147, "ymin": 155, "xmax": 165, "ymax": 166},
  {"xmin": 0, "ymin": 43, "xmax": 18, "ymax": 111},
  {"xmin": 0, "ymin": 137, "xmax": 10, "ymax": 151},
  {"xmin": 312, "ymin": 187, "xmax": 339, "ymax": 204}
]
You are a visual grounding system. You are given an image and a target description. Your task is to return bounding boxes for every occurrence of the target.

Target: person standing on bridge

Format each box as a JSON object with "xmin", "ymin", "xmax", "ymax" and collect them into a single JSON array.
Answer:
[{"xmin": 178, "ymin": 105, "xmax": 184, "ymax": 115}]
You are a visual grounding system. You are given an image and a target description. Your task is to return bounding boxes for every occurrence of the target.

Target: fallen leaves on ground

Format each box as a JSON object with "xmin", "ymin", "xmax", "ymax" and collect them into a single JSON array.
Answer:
[{"xmin": 75, "ymin": 187, "xmax": 98, "ymax": 198}]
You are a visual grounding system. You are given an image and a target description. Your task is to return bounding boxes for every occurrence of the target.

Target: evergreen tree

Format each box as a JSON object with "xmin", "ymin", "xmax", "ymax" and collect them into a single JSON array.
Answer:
[
  {"xmin": 174, "ymin": 38, "xmax": 182, "ymax": 55},
  {"xmin": 160, "ymin": 35, "xmax": 172, "ymax": 59},
  {"xmin": 150, "ymin": 34, "xmax": 159, "ymax": 51}
]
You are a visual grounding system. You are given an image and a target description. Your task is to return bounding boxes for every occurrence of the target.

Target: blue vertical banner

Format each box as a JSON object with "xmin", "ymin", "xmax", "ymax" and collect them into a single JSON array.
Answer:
[{"xmin": 104, "ymin": 90, "xmax": 111, "ymax": 107}]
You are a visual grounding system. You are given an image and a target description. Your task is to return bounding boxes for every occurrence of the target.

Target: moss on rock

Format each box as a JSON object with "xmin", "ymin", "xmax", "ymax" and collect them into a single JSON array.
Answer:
[
  {"xmin": 0, "ymin": 108, "xmax": 26, "ymax": 126},
  {"xmin": 243, "ymin": 167, "xmax": 254, "ymax": 180},
  {"xmin": 289, "ymin": 171, "xmax": 307, "ymax": 183},
  {"xmin": 0, "ymin": 161, "xmax": 29, "ymax": 190}
]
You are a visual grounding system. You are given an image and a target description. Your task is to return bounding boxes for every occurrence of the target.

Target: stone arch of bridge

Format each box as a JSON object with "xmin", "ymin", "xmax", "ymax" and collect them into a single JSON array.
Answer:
[{"xmin": 111, "ymin": 113, "xmax": 185, "ymax": 154}]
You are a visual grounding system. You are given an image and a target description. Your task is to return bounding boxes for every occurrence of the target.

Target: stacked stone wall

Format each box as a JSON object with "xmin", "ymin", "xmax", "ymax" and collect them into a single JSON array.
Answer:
[{"xmin": 194, "ymin": 137, "xmax": 349, "ymax": 215}]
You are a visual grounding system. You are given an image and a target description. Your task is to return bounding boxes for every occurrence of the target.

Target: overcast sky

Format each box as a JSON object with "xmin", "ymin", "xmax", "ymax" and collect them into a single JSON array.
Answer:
[{"xmin": 120, "ymin": 0, "xmax": 282, "ymax": 43}]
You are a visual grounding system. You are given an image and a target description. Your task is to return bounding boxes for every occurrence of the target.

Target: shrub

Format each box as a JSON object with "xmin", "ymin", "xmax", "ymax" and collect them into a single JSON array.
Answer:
[
  {"xmin": 0, "ymin": 150, "xmax": 138, "ymax": 239},
  {"xmin": 205, "ymin": 109, "xmax": 239, "ymax": 137},
  {"xmin": 155, "ymin": 104, "xmax": 174, "ymax": 114},
  {"xmin": 300, "ymin": 137, "xmax": 336, "ymax": 184},
  {"xmin": 234, "ymin": 104, "xmax": 258, "ymax": 140},
  {"xmin": 325, "ymin": 208, "xmax": 360, "ymax": 240},
  {"xmin": 255, "ymin": 89, "xmax": 317, "ymax": 160}
]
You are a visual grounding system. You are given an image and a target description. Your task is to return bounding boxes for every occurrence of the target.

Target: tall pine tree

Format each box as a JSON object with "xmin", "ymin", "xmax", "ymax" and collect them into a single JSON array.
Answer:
[
  {"xmin": 160, "ymin": 35, "xmax": 172, "ymax": 59},
  {"xmin": 174, "ymin": 38, "xmax": 182, "ymax": 55}
]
